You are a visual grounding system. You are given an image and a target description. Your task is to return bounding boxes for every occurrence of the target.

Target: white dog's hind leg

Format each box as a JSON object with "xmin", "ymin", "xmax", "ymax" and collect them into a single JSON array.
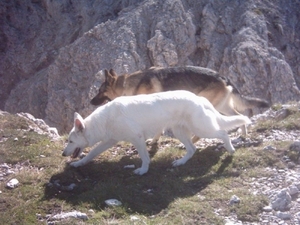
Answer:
[
  {"xmin": 191, "ymin": 113, "xmax": 235, "ymax": 154},
  {"xmin": 172, "ymin": 127, "xmax": 196, "ymax": 167},
  {"xmin": 131, "ymin": 139, "xmax": 151, "ymax": 175},
  {"xmin": 215, "ymin": 130, "xmax": 235, "ymax": 154},
  {"xmin": 194, "ymin": 128, "xmax": 235, "ymax": 154},
  {"xmin": 70, "ymin": 139, "xmax": 117, "ymax": 167}
]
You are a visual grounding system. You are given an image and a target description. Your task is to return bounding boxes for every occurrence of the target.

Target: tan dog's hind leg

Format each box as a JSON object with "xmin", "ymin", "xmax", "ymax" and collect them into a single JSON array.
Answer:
[
  {"xmin": 147, "ymin": 132, "xmax": 161, "ymax": 145},
  {"xmin": 191, "ymin": 135, "xmax": 200, "ymax": 143}
]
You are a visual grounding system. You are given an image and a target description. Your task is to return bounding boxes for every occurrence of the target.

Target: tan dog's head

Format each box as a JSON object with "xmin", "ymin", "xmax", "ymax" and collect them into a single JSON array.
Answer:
[
  {"xmin": 62, "ymin": 112, "xmax": 89, "ymax": 158},
  {"xmin": 90, "ymin": 69, "xmax": 118, "ymax": 106}
]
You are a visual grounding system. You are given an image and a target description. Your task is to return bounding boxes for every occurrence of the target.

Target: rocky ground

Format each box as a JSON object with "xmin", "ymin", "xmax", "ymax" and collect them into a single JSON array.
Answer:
[
  {"xmin": 210, "ymin": 106, "xmax": 300, "ymax": 225},
  {"xmin": 200, "ymin": 105, "xmax": 300, "ymax": 225},
  {"xmin": 181, "ymin": 134, "xmax": 300, "ymax": 224},
  {"xmin": 1, "ymin": 104, "xmax": 300, "ymax": 224}
]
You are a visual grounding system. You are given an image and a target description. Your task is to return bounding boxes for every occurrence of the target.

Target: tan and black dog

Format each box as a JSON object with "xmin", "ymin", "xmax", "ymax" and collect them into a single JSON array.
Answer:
[{"xmin": 90, "ymin": 66, "xmax": 269, "ymax": 139}]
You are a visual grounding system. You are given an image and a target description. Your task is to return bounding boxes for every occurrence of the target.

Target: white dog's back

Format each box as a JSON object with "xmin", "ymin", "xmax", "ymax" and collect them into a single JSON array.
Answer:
[{"xmin": 87, "ymin": 91, "xmax": 249, "ymax": 140}]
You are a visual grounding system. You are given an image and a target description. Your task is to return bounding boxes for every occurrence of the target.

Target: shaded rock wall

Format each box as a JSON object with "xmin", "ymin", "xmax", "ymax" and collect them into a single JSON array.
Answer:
[
  {"xmin": 1, "ymin": 0, "xmax": 300, "ymax": 133},
  {"xmin": 1, "ymin": 0, "xmax": 140, "ymax": 113}
]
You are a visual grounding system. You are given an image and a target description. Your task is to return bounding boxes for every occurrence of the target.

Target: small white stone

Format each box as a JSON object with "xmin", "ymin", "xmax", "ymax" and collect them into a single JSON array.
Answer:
[
  {"xmin": 88, "ymin": 209, "xmax": 95, "ymax": 214},
  {"xmin": 1, "ymin": 163, "xmax": 11, "ymax": 169},
  {"xmin": 224, "ymin": 219, "xmax": 236, "ymax": 225},
  {"xmin": 262, "ymin": 206, "xmax": 272, "ymax": 212},
  {"xmin": 124, "ymin": 165, "xmax": 135, "ymax": 169},
  {"xmin": 105, "ymin": 199, "xmax": 122, "ymax": 207},
  {"xmin": 130, "ymin": 215, "xmax": 139, "ymax": 221},
  {"xmin": 51, "ymin": 211, "xmax": 88, "ymax": 221},
  {"xmin": 197, "ymin": 194, "xmax": 206, "ymax": 200},
  {"xmin": 6, "ymin": 169, "xmax": 15, "ymax": 175},
  {"xmin": 6, "ymin": 178, "xmax": 19, "ymax": 189}
]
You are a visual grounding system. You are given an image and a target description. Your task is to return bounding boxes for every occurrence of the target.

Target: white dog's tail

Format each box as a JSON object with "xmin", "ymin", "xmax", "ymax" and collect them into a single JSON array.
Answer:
[{"xmin": 217, "ymin": 114, "xmax": 251, "ymax": 131}]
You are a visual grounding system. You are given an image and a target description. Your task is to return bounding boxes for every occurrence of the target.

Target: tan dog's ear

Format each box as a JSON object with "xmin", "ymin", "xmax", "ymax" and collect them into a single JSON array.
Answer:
[
  {"xmin": 109, "ymin": 69, "xmax": 117, "ymax": 77},
  {"xmin": 104, "ymin": 69, "xmax": 110, "ymax": 79},
  {"xmin": 104, "ymin": 69, "xmax": 115, "ymax": 84},
  {"xmin": 74, "ymin": 112, "xmax": 85, "ymax": 132}
]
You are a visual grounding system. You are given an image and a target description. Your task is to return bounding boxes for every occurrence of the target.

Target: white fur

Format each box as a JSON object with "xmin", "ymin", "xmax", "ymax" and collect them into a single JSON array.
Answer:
[{"xmin": 62, "ymin": 90, "xmax": 251, "ymax": 175}]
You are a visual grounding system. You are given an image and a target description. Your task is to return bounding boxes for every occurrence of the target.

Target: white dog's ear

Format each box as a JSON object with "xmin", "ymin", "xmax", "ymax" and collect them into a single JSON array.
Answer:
[{"xmin": 74, "ymin": 112, "xmax": 85, "ymax": 132}]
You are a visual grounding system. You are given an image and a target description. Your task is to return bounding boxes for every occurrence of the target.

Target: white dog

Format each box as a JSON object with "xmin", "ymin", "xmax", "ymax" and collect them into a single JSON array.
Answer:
[{"xmin": 62, "ymin": 90, "xmax": 251, "ymax": 175}]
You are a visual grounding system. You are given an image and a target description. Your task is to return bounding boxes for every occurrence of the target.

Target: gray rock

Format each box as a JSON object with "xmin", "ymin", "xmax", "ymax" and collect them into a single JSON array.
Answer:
[
  {"xmin": 295, "ymin": 212, "xmax": 300, "ymax": 221},
  {"xmin": 16, "ymin": 112, "xmax": 60, "ymax": 140},
  {"xmin": 264, "ymin": 145, "xmax": 276, "ymax": 151},
  {"xmin": 276, "ymin": 211, "xmax": 292, "ymax": 220},
  {"xmin": 271, "ymin": 189, "xmax": 292, "ymax": 211},
  {"xmin": 290, "ymin": 141, "xmax": 300, "ymax": 152},
  {"xmin": 60, "ymin": 183, "xmax": 77, "ymax": 191},
  {"xmin": 49, "ymin": 211, "xmax": 88, "ymax": 221},
  {"xmin": 229, "ymin": 195, "xmax": 240, "ymax": 205},
  {"xmin": 1, "ymin": 1, "xmax": 300, "ymax": 133},
  {"xmin": 105, "ymin": 199, "xmax": 122, "ymax": 207},
  {"xmin": 288, "ymin": 184, "xmax": 299, "ymax": 196}
]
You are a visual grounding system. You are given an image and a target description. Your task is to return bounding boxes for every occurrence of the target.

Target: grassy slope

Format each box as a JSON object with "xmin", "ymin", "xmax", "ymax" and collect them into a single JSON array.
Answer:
[{"xmin": 0, "ymin": 104, "xmax": 299, "ymax": 224}]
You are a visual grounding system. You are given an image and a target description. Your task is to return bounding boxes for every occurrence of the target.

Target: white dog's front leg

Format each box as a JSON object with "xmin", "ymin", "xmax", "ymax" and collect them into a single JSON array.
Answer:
[
  {"xmin": 131, "ymin": 140, "xmax": 150, "ymax": 175},
  {"xmin": 70, "ymin": 139, "xmax": 117, "ymax": 167},
  {"xmin": 172, "ymin": 127, "xmax": 196, "ymax": 167},
  {"xmin": 70, "ymin": 159, "xmax": 85, "ymax": 167}
]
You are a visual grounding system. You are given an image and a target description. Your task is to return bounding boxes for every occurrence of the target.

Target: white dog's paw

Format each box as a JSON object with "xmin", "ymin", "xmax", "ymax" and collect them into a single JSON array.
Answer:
[
  {"xmin": 70, "ymin": 160, "xmax": 83, "ymax": 167},
  {"xmin": 172, "ymin": 158, "xmax": 186, "ymax": 167},
  {"xmin": 133, "ymin": 167, "xmax": 148, "ymax": 175},
  {"xmin": 224, "ymin": 145, "xmax": 235, "ymax": 154},
  {"xmin": 227, "ymin": 148, "xmax": 235, "ymax": 154}
]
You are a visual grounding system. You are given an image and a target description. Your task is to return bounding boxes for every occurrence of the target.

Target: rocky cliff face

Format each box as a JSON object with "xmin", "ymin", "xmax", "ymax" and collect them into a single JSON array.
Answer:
[{"xmin": 1, "ymin": 0, "xmax": 300, "ymax": 133}]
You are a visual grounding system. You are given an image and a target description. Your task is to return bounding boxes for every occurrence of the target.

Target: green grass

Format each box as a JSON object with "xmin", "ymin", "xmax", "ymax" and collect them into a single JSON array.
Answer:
[
  {"xmin": 255, "ymin": 102, "xmax": 300, "ymax": 132},
  {"xmin": 0, "ymin": 103, "xmax": 299, "ymax": 224}
]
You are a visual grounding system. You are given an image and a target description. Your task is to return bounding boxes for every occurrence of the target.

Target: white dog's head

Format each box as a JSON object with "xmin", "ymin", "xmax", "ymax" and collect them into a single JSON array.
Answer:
[{"xmin": 62, "ymin": 112, "xmax": 89, "ymax": 158}]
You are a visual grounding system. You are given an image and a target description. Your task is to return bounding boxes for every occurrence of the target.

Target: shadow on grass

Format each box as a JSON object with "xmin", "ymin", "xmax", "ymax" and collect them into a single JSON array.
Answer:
[{"xmin": 43, "ymin": 146, "xmax": 233, "ymax": 215}]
